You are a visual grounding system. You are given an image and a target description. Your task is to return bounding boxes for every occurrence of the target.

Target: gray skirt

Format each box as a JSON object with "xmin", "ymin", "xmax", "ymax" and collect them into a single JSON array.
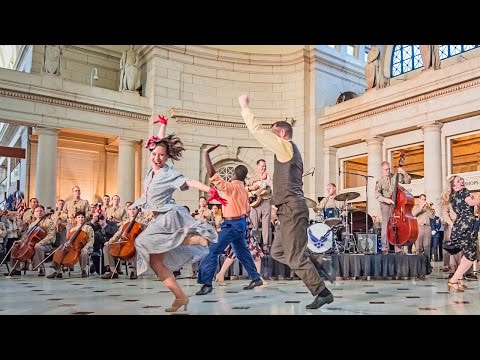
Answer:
[{"xmin": 135, "ymin": 206, "xmax": 218, "ymax": 276}]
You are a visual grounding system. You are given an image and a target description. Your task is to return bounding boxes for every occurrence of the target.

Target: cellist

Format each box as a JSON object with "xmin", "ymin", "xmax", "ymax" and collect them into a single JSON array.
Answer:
[
  {"xmin": 101, "ymin": 205, "xmax": 150, "ymax": 280},
  {"xmin": 47, "ymin": 211, "xmax": 94, "ymax": 279},
  {"xmin": 375, "ymin": 160, "xmax": 411, "ymax": 254},
  {"xmin": 4, "ymin": 205, "xmax": 55, "ymax": 277}
]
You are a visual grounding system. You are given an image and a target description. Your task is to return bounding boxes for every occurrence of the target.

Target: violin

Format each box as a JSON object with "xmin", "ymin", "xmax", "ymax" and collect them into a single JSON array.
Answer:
[
  {"xmin": 108, "ymin": 208, "xmax": 142, "ymax": 261},
  {"xmin": 52, "ymin": 219, "xmax": 90, "ymax": 268},
  {"xmin": 11, "ymin": 209, "xmax": 54, "ymax": 262},
  {"xmin": 387, "ymin": 150, "xmax": 418, "ymax": 246}
]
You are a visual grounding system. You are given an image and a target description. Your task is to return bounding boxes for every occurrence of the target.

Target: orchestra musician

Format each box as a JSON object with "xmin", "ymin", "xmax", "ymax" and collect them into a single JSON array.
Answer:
[
  {"xmin": 47, "ymin": 211, "xmax": 94, "ymax": 279},
  {"xmin": 375, "ymin": 160, "xmax": 411, "ymax": 254},
  {"xmin": 315, "ymin": 183, "xmax": 346, "ymax": 218},
  {"xmin": 4, "ymin": 205, "xmax": 55, "ymax": 277},
  {"xmin": 246, "ymin": 159, "xmax": 273, "ymax": 252},
  {"xmin": 101, "ymin": 205, "xmax": 149, "ymax": 280}
]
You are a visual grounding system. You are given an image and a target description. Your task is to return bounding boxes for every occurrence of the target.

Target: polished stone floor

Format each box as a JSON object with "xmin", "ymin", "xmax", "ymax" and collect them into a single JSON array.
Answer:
[{"xmin": 0, "ymin": 262, "xmax": 478, "ymax": 315}]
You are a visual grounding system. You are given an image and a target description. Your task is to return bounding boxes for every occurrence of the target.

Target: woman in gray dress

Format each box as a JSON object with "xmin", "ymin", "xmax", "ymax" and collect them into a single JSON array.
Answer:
[{"xmin": 132, "ymin": 115, "xmax": 219, "ymax": 312}]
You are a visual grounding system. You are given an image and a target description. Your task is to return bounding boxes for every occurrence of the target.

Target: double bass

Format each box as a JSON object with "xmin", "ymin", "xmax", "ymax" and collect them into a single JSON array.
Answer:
[
  {"xmin": 11, "ymin": 209, "xmax": 54, "ymax": 262},
  {"xmin": 108, "ymin": 208, "xmax": 142, "ymax": 261},
  {"xmin": 52, "ymin": 219, "xmax": 90, "ymax": 268},
  {"xmin": 387, "ymin": 151, "xmax": 418, "ymax": 246}
]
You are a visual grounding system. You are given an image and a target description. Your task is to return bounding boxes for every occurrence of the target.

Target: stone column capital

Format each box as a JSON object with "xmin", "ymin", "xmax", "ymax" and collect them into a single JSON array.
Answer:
[
  {"xmin": 118, "ymin": 138, "xmax": 139, "ymax": 147},
  {"xmin": 35, "ymin": 126, "xmax": 60, "ymax": 136},
  {"xmin": 365, "ymin": 136, "xmax": 384, "ymax": 146},
  {"xmin": 421, "ymin": 122, "xmax": 443, "ymax": 133},
  {"xmin": 323, "ymin": 146, "xmax": 337, "ymax": 155}
]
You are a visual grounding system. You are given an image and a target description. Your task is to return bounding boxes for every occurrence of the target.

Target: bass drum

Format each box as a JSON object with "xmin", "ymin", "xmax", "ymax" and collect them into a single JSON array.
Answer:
[
  {"xmin": 347, "ymin": 209, "xmax": 373, "ymax": 233},
  {"xmin": 307, "ymin": 222, "xmax": 333, "ymax": 254}
]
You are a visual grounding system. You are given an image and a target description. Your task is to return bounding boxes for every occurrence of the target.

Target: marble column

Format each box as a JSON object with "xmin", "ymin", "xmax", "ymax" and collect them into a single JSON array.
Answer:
[
  {"xmin": 366, "ymin": 136, "xmax": 384, "ymax": 218},
  {"xmin": 422, "ymin": 123, "xmax": 443, "ymax": 213},
  {"xmin": 35, "ymin": 127, "xmax": 59, "ymax": 209},
  {"xmin": 323, "ymin": 146, "xmax": 337, "ymax": 189},
  {"xmin": 117, "ymin": 138, "xmax": 137, "ymax": 204}
]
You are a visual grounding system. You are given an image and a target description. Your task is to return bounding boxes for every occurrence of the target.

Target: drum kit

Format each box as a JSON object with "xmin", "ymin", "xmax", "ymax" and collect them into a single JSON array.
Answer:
[{"xmin": 306, "ymin": 192, "xmax": 373, "ymax": 255}]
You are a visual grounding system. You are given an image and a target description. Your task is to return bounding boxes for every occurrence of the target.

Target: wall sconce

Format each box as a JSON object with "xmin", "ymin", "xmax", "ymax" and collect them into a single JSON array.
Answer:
[{"xmin": 90, "ymin": 67, "xmax": 98, "ymax": 86}]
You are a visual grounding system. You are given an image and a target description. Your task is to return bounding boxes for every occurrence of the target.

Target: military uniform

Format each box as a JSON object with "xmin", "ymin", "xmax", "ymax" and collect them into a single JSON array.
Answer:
[
  {"xmin": 48, "ymin": 223, "xmax": 94, "ymax": 278},
  {"xmin": 105, "ymin": 206, "xmax": 127, "ymax": 225},
  {"xmin": 31, "ymin": 217, "xmax": 56, "ymax": 273},
  {"xmin": 246, "ymin": 173, "xmax": 273, "ymax": 249},
  {"xmin": 375, "ymin": 172, "xmax": 411, "ymax": 253},
  {"xmin": 63, "ymin": 198, "xmax": 89, "ymax": 232},
  {"xmin": 412, "ymin": 203, "xmax": 434, "ymax": 257}
]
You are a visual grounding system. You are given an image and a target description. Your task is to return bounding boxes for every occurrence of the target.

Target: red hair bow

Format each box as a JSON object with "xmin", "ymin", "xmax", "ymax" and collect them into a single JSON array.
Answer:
[
  {"xmin": 206, "ymin": 187, "xmax": 228, "ymax": 206},
  {"xmin": 153, "ymin": 115, "xmax": 168, "ymax": 125}
]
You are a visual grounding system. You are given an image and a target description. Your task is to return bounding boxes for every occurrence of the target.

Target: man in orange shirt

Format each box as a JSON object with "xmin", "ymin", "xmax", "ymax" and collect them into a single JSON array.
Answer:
[{"xmin": 196, "ymin": 145, "xmax": 263, "ymax": 295}]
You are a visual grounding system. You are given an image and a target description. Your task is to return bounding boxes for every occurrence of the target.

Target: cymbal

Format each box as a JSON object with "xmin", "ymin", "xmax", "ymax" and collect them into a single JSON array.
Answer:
[
  {"xmin": 304, "ymin": 197, "xmax": 317, "ymax": 208},
  {"xmin": 334, "ymin": 192, "xmax": 360, "ymax": 202}
]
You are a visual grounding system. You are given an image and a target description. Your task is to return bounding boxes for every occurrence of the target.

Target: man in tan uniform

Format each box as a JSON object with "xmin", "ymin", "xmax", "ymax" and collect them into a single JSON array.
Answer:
[
  {"xmin": 315, "ymin": 183, "xmax": 345, "ymax": 223},
  {"xmin": 22, "ymin": 197, "xmax": 39, "ymax": 226},
  {"xmin": 4, "ymin": 205, "xmax": 55, "ymax": 276},
  {"xmin": 31, "ymin": 206, "xmax": 56, "ymax": 276},
  {"xmin": 105, "ymin": 195, "xmax": 126, "ymax": 225},
  {"xmin": 246, "ymin": 159, "xmax": 273, "ymax": 252},
  {"xmin": 63, "ymin": 186, "xmax": 89, "ymax": 233},
  {"xmin": 194, "ymin": 196, "xmax": 211, "ymax": 222},
  {"xmin": 51, "ymin": 199, "xmax": 67, "ymax": 245},
  {"xmin": 412, "ymin": 194, "xmax": 434, "ymax": 260},
  {"xmin": 375, "ymin": 161, "xmax": 411, "ymax": 254}
]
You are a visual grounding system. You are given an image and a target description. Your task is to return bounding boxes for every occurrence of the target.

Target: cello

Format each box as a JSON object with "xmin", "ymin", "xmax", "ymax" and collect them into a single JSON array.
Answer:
[
  {"xmin": 108, "ymin": 207, "xmax": 142, "ymax": 261},
  {"xmin": 11, "ymin": 209, "xmax": 54, "ymax": 262},
  {"xmin": 52, "ymin": 218, "xmax": 90, "ymax": 268},
  {"xmin": 387, "ymin": 150, "xmax": 418, "ymax": 246}
]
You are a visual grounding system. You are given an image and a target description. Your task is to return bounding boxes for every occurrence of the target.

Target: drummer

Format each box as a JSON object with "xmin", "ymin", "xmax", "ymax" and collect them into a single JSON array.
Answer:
[{"xmin": 315, "ymin": 183, "xmax": 346, "ymax": 218}]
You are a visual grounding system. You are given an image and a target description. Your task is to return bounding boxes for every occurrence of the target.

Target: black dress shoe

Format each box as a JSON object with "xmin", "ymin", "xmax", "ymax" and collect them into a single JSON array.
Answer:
[
  {"xmin": 196, "ymin": 285, "xmax": 213, "ymax": 295},
  {"xmin": 305, "ymin": 291, "xmax": 334, "ymax": 309},
  {"xmin": 243, "ymin": 278, "xmax": 263, "ymax": 290}
]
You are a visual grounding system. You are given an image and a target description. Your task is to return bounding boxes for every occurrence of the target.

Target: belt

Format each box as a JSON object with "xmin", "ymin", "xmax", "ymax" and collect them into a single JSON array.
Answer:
[{"xmin": 223, "ymin": 215, "xmax": 245, "ymax": 221}]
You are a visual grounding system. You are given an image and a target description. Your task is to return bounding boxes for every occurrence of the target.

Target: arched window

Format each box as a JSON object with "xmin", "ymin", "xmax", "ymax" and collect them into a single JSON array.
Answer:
[
  {"xmin": 218, "ymin": 165, "xmax": 236, "ymax": 182},
  {"xmin": 391, "ymin": 45, "xmax": 480, "ymax": 77},
  {"xmin": 391, "ymin": 45, "xmax": 423, "ymax": 77}
]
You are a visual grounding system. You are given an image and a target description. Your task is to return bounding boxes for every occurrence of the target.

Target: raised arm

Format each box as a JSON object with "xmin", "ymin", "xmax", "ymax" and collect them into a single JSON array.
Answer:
[
  {"xmin": 205, "ymin": 144, "xmax": 222, "ymax": 178},
  {"xmin": 186, "ymin": 179, "xmax": 211, "ymax": 193},
  {"xmin": 153, "ymin": 115, "xmax": 169, "ymax": 139}
]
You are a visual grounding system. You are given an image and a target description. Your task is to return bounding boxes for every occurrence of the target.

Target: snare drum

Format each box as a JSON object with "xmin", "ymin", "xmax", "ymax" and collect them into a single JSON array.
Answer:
[
  {"xmin": 307, "ymin": 222, "xmax": 333, "ymax": 253},
  {"xmin": 323, "ymin": 207, "xmax": 342, "ymax": 227}
]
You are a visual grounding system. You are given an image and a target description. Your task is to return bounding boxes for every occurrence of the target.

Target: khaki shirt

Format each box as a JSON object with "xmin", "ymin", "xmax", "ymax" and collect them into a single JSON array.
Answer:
[
  {"xmin": 412, "ymin": 204, "xmax": 433, "ymax": 226},
  {"xmin": 246, "ymin": 172, "xmax": 273, "ymax": 201},
  {"xmin": 209, "ymin": 214, "xmax": 223, "ymax": 232},
  {"xmin": 375, "ymin": 172, "xmax": 412, "ymax": 203},
  {"xmin": 30, "ymin": 217, "xmax": 56, "ymax": 245},
  {"xmin": 195, "ymin": 207, "xmax": 212, "ymax": 222},
  {"xmin": 67, "ymin": 224, "xmax": 95, "ymax": 249},
  {"xmin": 22, "ymin": 208, "xmax": 35, "ymax": 225},
  {"xmin": 51, "ymin": 210, "xmax": 68, "ymax": 232},
  {"xmin": 108, "ymin": 216, "xmax": 148, "ymax": 244},
  {"xmin": 63, "ymin": 199, "xmax": 89, "ymax": 218},
  {"xmin": 105, "ymin": 206, "xmax": 127, "ymax": 225},
  {"xmin": 316, "ymin": 196, "xmax": 345, "ymax": 212}
]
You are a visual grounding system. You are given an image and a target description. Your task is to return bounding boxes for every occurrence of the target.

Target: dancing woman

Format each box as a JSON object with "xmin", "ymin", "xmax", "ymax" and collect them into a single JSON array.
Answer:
[{"xmin": 132, "ymin": 115, "xmax": 220, "ymax": 312}]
